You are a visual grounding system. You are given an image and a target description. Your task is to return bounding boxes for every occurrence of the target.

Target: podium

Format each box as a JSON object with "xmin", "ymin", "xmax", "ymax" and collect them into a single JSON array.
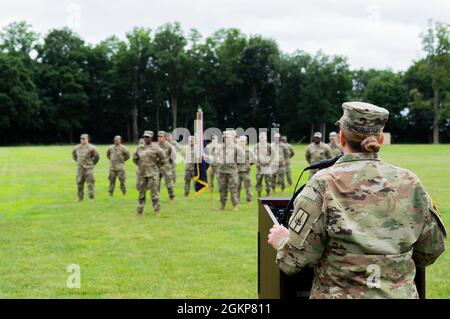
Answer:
[{"xmin": 258, "ymin": 197, "xmax": 426, "ymax": 299}]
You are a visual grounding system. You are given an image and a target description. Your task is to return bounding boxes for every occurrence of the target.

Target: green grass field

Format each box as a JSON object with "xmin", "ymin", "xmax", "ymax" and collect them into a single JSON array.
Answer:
[{"xmin": 0, "ymin": 144, "xmax": 449, "ymax": 298}]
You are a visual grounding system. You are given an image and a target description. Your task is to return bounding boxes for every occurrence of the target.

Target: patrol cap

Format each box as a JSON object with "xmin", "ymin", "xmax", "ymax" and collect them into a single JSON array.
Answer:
[
  {"xmin": 143, "ymin": 130, "xmax": 154, "ymax": 138},
  {"xmin": 157, "ymin": 131, "xmax": 166, "ymax": 137},
  {"xmin": 281, "ymin": 136, "xmax": 288, "ymax": 141},
  {"xmin": 329, "ymin": 132, "xmax": 338, "ymax": 138},
  {"xmin": 80, "ymin": 134, "xmax": 89, "ymax": 140},
  {"xmin": 239, "ymin": 136, "xmax": 248, "ymax": 142},
  {"xmin": 114, "ymin": 135, "xmax": 122, "ymax": 141},
  {"xmin": 259, "ymin": 132, "xmax": 267, "ymax": 138},
  {"xmin": 336, "ymin": 102, "xmax": 389, "ymax": 135},
  {"xmin": 274, "ymin": 133, "xmax": 281, "ymax": 138},
  {"xmin": 314, "ymin": 132, "xmax": 322, "ymax": 139}
]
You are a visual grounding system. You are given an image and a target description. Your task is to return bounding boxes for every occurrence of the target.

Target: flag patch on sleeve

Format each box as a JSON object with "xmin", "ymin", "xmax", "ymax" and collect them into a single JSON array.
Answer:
[{"xmin": 289, "ymin": 209, "xmax": 309, "ymax": 234}]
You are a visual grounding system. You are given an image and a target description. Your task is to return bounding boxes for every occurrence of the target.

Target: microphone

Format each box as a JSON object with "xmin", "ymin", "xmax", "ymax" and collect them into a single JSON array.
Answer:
[
  {"xmin": 305, "ymin": 154, "xmax": 343, "ymax": 171},
  {"xmin": 281, "ymin": 154, "xmax": 343, "ymax": 227}
]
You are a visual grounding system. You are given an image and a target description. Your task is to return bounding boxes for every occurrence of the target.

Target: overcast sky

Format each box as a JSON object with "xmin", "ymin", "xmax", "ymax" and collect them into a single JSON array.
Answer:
[{"xmin": 0, "ymin": 0, "xmax": 448, "ymax": 70}]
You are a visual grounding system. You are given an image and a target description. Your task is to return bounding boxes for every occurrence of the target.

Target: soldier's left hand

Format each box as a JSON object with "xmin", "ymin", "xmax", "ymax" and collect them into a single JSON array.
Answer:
[{"xmin": 268, "ymin": 225, "xmax": 289, "ymax": 249}]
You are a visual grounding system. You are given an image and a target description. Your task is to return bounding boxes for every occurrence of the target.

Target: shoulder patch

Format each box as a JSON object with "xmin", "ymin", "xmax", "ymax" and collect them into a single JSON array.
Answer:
[
  {"xmin": 301, "ymin": 186, "xmax": 318, "ymax": 202},
  {"xmin": 288, "ymin": 193, "xmax": 323, "ymax": 249},
  {"xmin": 430, "ymin": 200, "xmax": 447, "ymax": 237},
  {"xmin": 289, "ymin": 209, "xmax": 309, "ymax": 234}
]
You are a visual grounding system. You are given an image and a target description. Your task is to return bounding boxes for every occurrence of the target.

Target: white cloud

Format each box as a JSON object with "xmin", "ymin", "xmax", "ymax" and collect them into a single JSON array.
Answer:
[{"xmin": 0, "ymin": 0, "xmax": 448, "ymax": 70}]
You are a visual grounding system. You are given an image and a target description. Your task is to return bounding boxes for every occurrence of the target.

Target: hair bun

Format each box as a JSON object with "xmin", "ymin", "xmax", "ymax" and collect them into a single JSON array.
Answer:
[{"xmin": 360, "ymin": 136, "xmax": 381, "ymax": 153}]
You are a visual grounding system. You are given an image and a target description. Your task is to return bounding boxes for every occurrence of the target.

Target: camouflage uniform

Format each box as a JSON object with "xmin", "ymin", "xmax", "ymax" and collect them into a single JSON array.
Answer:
[
  {"xmin": 283, "ymin": 139, "xmax": 295, "ymax": 186},
  {"xmin": 271, "ymin": 142, "xmax": 291, "ymax": 192},
  {"xmin": 305, "ymin": 141, "xmax": 332, "ymax": 178},
  {"xmin": 276, "ymin": 102, "xmax": 446, "ymax": 299},
  {"xmin": 135, "ymin": 139, "xmax": 148, "ymax": 191},
  {"xmin": 168, "ymin": 139, "xmax": 180, "ymax": 184},
  {"xmin": 212, "ymin": 142, "xmax": 245, "ymax": 209},
  {"xmin": 72, "ymin": 139, "xmax": 100, "ymax": 200},
  {"xmin": 133, "ymin": 136, "xmax": 168, "ymax": 214},
  {"xmin": 183, "ymin": 142, "xmax": 196, "ymax": 197},
  {"xmin": 328, "ymin": 142, "xmax": 343, "ymax": 157},
  {"xmin": 205, "ymin": 141, "xmax": 219, "ymax": 191},
  {"xmin": 106, "ymin": 142, "xmax": 130, "ymax": 195},
  {"xmin": 237, "ymin": 145, "xmax": 256, "ymax": 202},
  {"xmin": 158, "ymin": 139, "xmax": 175, "ymax": 200},
  {"xmin": 255, "ymin": 142, "xmax": 273, "ymax": 197}
]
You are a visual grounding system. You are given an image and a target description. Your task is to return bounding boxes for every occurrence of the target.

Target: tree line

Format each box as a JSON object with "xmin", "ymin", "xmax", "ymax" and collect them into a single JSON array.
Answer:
[{"xmin": 0, "ymin": 20, "xmax": 449, "ymax": 145}]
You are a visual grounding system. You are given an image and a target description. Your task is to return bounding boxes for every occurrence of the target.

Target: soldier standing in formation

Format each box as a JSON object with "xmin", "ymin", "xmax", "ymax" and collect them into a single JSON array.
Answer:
[
  {"xmin": 271, "ymin": 133, "xmax": 291, "ymax": 193},
  {"xmin": 72, "ymin": 134, "xmax": 100, "ymax": 201},
  {"xmin": 133, "ymin": 130, "xmax": 168, "ymax": 216},
  {"xmin": 106, "ymin": 135, "xmax": 130, "ymax": 196},
  {"xmin": 205, "ymin": 135, "xmax": 219, "ymax": 192},
  {"xmin": 255, "ymin": 132, "xmax": 273, "ymax": 198},
  {"xmin": 237, "ymin": 136, "xmax": 255, "ymax": 202},
  {"xmin": 135, "ymin": 138, "xmax": 146, "ymax": 191},
  {"xmin": 305, "ymin": 132, "xmax": 332, "ymax": 179},
  {"xmin": 157, "ymin": 131, "xmax": 175, "ymax": 202},
  {"xmin": 269, "ymin": 102, "xmax": 446, "ymax": 299},
  {"xmin": 281, "ymin": 136, "xmax": 295, "ymax": 186},
  {"xmin": 209, "ymin": 131, "xmax": 245, "ymax": 211},
  {"xmin": 328, "ymin": 131, "xmax": 343, "ymax": 157},
  {"xmin": 165, "ymin": 132, "xmax": 180, "ymax": 185},
  {"xmin": 183, "ymin": 136, "xmax": 196, "ymax": 197}
]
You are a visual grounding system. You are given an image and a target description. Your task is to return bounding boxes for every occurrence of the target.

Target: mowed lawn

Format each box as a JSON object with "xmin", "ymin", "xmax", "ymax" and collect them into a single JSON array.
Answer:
[{"xmin": 0, "ymin": 144, "xmax": 448, "ymax": 298}]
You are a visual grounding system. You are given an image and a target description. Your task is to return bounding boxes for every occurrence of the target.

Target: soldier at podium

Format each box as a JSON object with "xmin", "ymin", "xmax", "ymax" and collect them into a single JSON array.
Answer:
[{"xmin": 268, "ymin": 102, "xmax": 446, "ymax": 299}]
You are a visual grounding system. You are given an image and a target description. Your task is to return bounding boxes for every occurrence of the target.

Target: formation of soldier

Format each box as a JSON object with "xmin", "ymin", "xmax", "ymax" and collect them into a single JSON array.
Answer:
[
  {"xmin": 71, "ymin": 129, "xmax": 342, "ymax": 212},
  {"xmin": 70, "ymin": 103, "xmax": 446, "ymax": 299}
]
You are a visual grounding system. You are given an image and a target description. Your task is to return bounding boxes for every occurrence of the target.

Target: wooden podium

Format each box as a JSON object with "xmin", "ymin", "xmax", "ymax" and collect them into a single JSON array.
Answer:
[{"xmin": 257, "ymin": 197, "xmax": 426, "ymax": 299}]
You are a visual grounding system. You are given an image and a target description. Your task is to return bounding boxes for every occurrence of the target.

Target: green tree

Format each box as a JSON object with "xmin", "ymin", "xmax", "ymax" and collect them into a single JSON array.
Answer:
[
  {"xmin": 410, "ymin": 20, "xmax": 450, "ymax": 144},
  {"xmin": 275, "ymin": 52, "xmax": 311, "ymax": 141},
  {"xmin": 239, "ymin": 36, "xmax": 280, "ymax": 129},
  {"xmin": 0, "ymin": 53, "xmax": 41, "ymax": 143},
  {"xmin": 363, "ymin": 71, "xmax": 409, "ymax": 141},
  {"xmin": 302, "ymin": 52, "xmax": 352, "ymax": 140},
  {"xmin": 113, "ymin": 28, "xmax": 154, "ymax": 142},
  {"xmin": 207, "ymin": 28, "xmax": 247, "ymax": 128},
  {"xmin": 0, "ymin": 21, "xmax": 38, "ymax": 61},
  {"xmin": 36, "ymin": 28, "xmax": 89, "ymax": 142},
  {"xmin": 153, "ymin": 22, "xmax": 187, "ymax": 130}
]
